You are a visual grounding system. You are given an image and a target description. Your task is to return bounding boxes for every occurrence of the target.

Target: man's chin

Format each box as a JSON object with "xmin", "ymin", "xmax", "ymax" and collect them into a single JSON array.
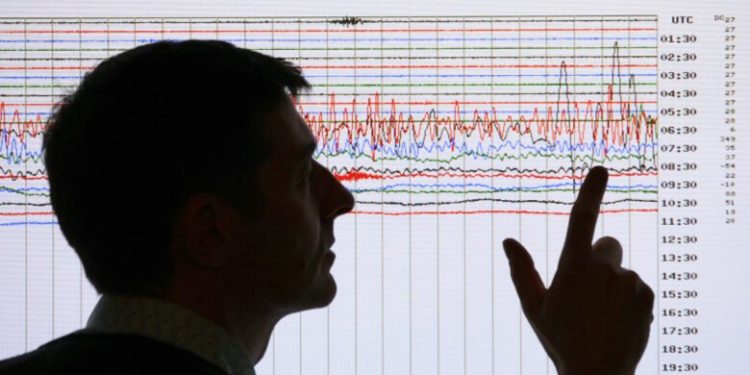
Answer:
[
  {"xmin": 312, "ymin": 273, "xmax": 337, "ymax": 307},
  {"xmin": 294, "ymin": 272, "xmax": 337, "ymax": 310},
  {"xmin": 311, "ymin": 252, "xmax": 337, "ymax": 307}
]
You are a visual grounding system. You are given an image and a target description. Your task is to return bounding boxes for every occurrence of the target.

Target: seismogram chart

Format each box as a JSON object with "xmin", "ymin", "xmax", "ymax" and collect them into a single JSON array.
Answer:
[{"xmin": 3, "ymin": 13, "xmax": 742, "ymax": 374}]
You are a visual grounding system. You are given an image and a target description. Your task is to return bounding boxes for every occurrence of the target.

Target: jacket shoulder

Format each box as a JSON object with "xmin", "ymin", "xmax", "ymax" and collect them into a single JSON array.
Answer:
[{"xmin": 0, "ymin": 331, "xmax": 227, "ymax": 375}]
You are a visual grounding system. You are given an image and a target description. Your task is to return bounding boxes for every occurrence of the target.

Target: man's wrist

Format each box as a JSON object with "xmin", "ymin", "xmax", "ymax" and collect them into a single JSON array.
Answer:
[
  {"xmin": 558, "ymin": 362, "xmax": 635, "ymax": 375},
  {"xmin": 560, "ymin": 371, "xmax": 634, "ymax": 375}
]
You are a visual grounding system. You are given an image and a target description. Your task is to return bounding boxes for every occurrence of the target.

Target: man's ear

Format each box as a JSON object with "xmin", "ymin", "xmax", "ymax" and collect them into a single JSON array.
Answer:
[{"xmin": 173, "ymin": 193, "xmax": 237, "ymax": 269}]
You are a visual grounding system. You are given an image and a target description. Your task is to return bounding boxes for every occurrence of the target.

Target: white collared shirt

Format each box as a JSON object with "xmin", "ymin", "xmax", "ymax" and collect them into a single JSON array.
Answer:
[{"xmin": 86, "ymin": 294, "xmax": 255, "ymax": 375}]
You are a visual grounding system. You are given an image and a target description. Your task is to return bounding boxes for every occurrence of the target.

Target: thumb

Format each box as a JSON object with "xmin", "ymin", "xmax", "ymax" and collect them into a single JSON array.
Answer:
[
  {"xmin": 592, "ymin": 236, "xmax": 623, "ymax": 268},
  {"xmin": 503, "ymin": 238, "xmax": 546, "ymax": 319}
]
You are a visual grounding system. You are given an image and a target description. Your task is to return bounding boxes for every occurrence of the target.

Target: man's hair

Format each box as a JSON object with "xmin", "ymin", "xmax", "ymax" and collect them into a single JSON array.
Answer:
[{"xmin": 43, "ymin": 40, "xmax": 310, "ymax": 296}]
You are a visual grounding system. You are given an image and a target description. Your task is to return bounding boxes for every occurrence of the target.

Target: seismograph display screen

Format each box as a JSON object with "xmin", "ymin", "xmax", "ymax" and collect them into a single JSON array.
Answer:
[{"xmin": 1, "ymin": 2, "xmax": 748, "ymax": 374}]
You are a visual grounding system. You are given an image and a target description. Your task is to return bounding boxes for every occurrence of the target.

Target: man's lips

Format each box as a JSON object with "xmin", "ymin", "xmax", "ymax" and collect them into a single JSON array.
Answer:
[
  {"xmin": 322, "ymin": 234, "xmax": 336, "ymax": 267},
  {"xmin": 323, "ymin": 248, "xmax": 336, "ymax": 267}
]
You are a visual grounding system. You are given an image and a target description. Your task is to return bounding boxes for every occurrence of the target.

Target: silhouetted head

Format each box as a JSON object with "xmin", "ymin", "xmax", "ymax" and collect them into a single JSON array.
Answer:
[{"xmin": 44, "ymin": 40, "xmax": 354, "ymax": 313}]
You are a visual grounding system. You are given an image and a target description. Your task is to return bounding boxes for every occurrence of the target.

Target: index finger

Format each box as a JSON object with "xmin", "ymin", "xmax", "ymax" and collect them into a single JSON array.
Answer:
[{"xmin": 562, "ymin": 166, "xmax": 608, "ymax": 256}]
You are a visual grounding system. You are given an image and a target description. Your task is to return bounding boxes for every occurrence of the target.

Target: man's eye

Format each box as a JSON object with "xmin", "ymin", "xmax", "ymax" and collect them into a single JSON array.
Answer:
[
  {"xmin": 300, "ymin": 164, "xmax": 315, "ymax": 189},
  {"xmin": 306, "ymin": 167, "xmax": 316, "ymax": 187}
]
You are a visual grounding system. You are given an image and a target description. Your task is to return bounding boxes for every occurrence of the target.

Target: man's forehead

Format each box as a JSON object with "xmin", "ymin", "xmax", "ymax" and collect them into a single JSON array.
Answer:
[{"xmin": 265, "ymin": 97, "xmax": 317, "ymax": 156}]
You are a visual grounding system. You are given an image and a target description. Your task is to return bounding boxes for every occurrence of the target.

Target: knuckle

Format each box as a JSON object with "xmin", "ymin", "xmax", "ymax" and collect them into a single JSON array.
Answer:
[
  {"xmin": 642, "ymin": 282, "xmax": 655, "ymax": 299},
  {"xmin": 641, "ymin": 284, "xmax": 655, "ymax": 306},
  {"xmin": 595, "ymin": 235, "xmax": 622, "ymax": 248},
  {"xmin": 620, "ymin": 269, "xmax": 640, "ymax": 285},
  {"xmin": 599, "ymin": 262, "xmax": 619, "ymax": 280}
]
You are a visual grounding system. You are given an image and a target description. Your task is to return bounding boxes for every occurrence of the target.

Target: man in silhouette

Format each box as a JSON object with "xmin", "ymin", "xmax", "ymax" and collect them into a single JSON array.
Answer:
[{"xmin": 0, "ymin": 40, "xmax": 653, "ymax": 374}]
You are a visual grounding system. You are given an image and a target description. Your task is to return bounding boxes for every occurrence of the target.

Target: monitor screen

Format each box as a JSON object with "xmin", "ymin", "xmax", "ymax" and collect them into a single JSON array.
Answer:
[{"xmin": 1, "ymin": 1, "xmax": 748, "ymax": 373}]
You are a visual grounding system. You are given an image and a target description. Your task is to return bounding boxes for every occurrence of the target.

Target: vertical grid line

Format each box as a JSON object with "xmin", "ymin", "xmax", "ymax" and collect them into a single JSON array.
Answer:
[
  {"xmin": 325, "ymin": 19, "xmax": 331, "ymax": 375},
  {"xmin": 50, "ymin": 19, "xmax": 55, "ymax": 338},
  {"xmin": 627, "ymin": 17, "xmax": 633, "ymax": 268},
  {"xmin": 352, "ymin": 18, "xmax": 358, "ymax": 375},
  {"xmin": 270, "ymin": 18, "xmax": 276, "ymax": 375},
  {"xmin": 407, "ymin": 17, "xmax": 413, "ymax": 375},
  {"xmin": 489, "ymin": 16, "xmax": 496, "ymax": 375},
  {"xmin": 489, "ymin": 18, "xmax": 500, "ymax": 375},
  {"xmin": 23, "ymin": 18, "xmax": 28, "ymax": 352},
  {"xmin": 379, "ymin": 16, "xmax": 385, "ymax": 375},
  {"xmin": 461, "ymin": 16, "xmax": 467, "ymax": 375},
  {"xmin": 544, "ymin": 15, "xmax": 550, "ymax": 375},
  {"xmin": 516, "ymin": 15, "xmax": 523, "ymax": 375},
  {"xmin": 297, "ymin": 18, "xmax": 303, "ymax": 375},
  {"xmin": 434, "ymin": 18, "xmax": 441, "ymax": 375}
]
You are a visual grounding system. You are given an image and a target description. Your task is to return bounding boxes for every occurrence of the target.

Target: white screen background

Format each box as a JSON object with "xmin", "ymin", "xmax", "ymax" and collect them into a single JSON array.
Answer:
[{"xmin": 1, "ymin": 1, "xmax": 748, "ymax": 374}]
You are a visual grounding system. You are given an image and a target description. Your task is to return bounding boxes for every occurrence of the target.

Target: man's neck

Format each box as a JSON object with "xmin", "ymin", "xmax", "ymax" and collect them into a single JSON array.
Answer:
[
  {"xmin": 221, "ymin": 306, "xmax": 281, "ymax": 364},
  {"xmin": 164, "ymin": 283, "xmax": 281, "ymax": 365}
]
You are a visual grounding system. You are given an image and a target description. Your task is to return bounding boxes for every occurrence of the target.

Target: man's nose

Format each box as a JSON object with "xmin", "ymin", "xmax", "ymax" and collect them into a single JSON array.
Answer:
[{"xmin": 319, "ymin": 165, "xmax": 355, "ymax": 221}]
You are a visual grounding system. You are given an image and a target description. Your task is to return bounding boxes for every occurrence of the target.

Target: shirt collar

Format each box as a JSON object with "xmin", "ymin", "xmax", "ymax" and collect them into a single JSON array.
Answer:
[{"xmin": 86, "ymin": 294, "xmax": 254, "ymax": 375}]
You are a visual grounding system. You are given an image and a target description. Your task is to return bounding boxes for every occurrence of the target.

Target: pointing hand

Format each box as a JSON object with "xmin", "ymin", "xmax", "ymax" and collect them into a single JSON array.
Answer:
[{"xmin": 503, "ymin": 166, "xmax": 654, "ymax": 375}]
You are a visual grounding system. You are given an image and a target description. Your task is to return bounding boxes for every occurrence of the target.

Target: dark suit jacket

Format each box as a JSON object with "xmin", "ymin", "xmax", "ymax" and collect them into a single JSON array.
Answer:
[{"xmin": 0, "ymin": 331, "xmax": 228, "ymax": 375}]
